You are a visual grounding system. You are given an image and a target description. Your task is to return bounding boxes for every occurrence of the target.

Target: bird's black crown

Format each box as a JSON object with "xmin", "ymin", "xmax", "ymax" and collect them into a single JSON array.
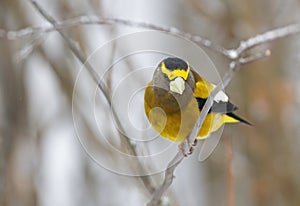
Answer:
[{"xmin": 164, "ymin": 57, "xmax": 188, "ymax": 71}]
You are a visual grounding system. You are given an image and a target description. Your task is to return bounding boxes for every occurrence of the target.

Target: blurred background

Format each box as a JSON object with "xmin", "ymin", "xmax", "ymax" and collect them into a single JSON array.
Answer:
[{"xmin": 1, "ymin": 0, "xmax": 300, "ymax": 206}]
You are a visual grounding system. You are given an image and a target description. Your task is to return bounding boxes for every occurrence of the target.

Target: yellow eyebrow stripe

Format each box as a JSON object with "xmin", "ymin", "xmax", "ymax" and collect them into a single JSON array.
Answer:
[{"xmin": 161, "ymin": 62, "xmax": 190, "ymax": 80}]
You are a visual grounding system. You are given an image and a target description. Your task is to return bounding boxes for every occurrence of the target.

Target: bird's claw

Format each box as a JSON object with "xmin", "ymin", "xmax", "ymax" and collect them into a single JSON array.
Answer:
[{"xmin": 178, "ymin": 139, "xmax": 198, "ymax": 157}]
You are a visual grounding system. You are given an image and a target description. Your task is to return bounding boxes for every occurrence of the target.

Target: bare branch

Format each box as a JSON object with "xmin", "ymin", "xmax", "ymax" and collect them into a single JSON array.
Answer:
[
  {"xmin": 239, "ymin": 49, "xmax": 271, "ymax": 65},
  {"xmin": 1, "ymin": 16, "xmax": 300, "ymax": 60},
  {"xmin": 234, "ymin": 24, "xmax": 300, "ymax": 57},
  {"xmin": 30, "ymin": 0, "xmax": 155, "ymax": 194},
  {"xmin": 147, "ymin": 153, "xmax": 183, "ymax": 206},
  {"xmin": 0, "ymin": 15, "xmax": 227, "ymax": 56}
]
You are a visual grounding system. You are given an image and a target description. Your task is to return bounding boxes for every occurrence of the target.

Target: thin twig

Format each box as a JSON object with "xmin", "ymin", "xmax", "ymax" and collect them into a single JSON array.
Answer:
[
  {"xmin": 234, "ymin": 24, "xmax": 300, "ymax": 56},
  {"xmin": 30, "ymin": 0, "xmax": 155, "ymax": 194},
  {"xmin": 239, "ymin": 49, "xmax": 271, "ymax": 65}
]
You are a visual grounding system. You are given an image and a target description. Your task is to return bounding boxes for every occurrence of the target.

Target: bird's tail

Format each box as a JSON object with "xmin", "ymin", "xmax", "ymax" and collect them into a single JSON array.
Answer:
[{"xmin": 225, "ymin": 112, "xmax": 252, "ymax": 126}]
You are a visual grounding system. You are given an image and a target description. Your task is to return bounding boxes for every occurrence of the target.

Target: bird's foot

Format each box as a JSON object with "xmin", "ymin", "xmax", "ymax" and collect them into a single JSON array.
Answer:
[
  {"xmin": 178, "ymin": 139, "xmax": 198, "ymax": 157},
  {"xmin": 186, "ymin": 139, "xmax": 198, "ymax": 155}
]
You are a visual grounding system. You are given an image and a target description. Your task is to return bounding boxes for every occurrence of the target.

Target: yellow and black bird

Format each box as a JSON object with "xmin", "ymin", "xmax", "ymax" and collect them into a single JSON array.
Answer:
[{"xmin": 144, "ymin": 57, "xmax": 250, "ymax": 143}]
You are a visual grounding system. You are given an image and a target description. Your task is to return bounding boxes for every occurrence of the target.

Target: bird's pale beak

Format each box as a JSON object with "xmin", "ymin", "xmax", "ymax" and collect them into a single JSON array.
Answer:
[{"xmin": 170, "ymin": 77, "xmax": 185, "ymax": 95}]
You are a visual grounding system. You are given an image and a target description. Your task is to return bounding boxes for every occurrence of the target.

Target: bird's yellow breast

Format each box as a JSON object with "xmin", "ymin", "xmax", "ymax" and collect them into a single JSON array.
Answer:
[
  {"xmin": 144, "ymin": 83, "xmax": 222, "ymax": 142},
  {"xmin": 144, "ymin": 90, "xmax": 198, "ymax": 142}
]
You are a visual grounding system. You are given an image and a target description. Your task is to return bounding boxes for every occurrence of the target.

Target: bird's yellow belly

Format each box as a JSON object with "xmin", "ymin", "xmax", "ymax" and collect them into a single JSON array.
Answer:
[{"xmin": 145, "ymin": 97, "xmax": 223, "ymax": 142}]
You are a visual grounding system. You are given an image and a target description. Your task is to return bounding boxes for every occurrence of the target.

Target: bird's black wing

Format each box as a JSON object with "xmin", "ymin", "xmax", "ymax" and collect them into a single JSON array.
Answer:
[
  {"xmin": 196, "ymin": 97, "xmax": 238, "ymax": 113},
  {"xmin": 196, "ymin": 97, "xmax": 251, "ymax": 125}
]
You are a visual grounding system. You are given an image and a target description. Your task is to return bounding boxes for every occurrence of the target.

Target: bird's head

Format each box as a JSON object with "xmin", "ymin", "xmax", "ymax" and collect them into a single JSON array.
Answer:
[{"xmin": 153, "ymin": 57, "xmax": 195, "ymax": 95}]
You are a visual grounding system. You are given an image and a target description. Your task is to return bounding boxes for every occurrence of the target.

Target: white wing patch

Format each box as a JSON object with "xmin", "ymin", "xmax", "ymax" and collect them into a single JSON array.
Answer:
[
  {"xmin": 212, "ymin": 84, "xmax": 229, "ymax": 102},
  {"xmin": 214, "ymin": 90, "xmax": 229, "ymax": 102}
]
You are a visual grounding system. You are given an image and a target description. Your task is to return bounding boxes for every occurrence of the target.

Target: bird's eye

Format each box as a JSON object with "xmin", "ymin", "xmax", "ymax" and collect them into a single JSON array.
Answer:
[{"xmin": 168, "ymin": 73, "xmax": 176, "ymax": 80}]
